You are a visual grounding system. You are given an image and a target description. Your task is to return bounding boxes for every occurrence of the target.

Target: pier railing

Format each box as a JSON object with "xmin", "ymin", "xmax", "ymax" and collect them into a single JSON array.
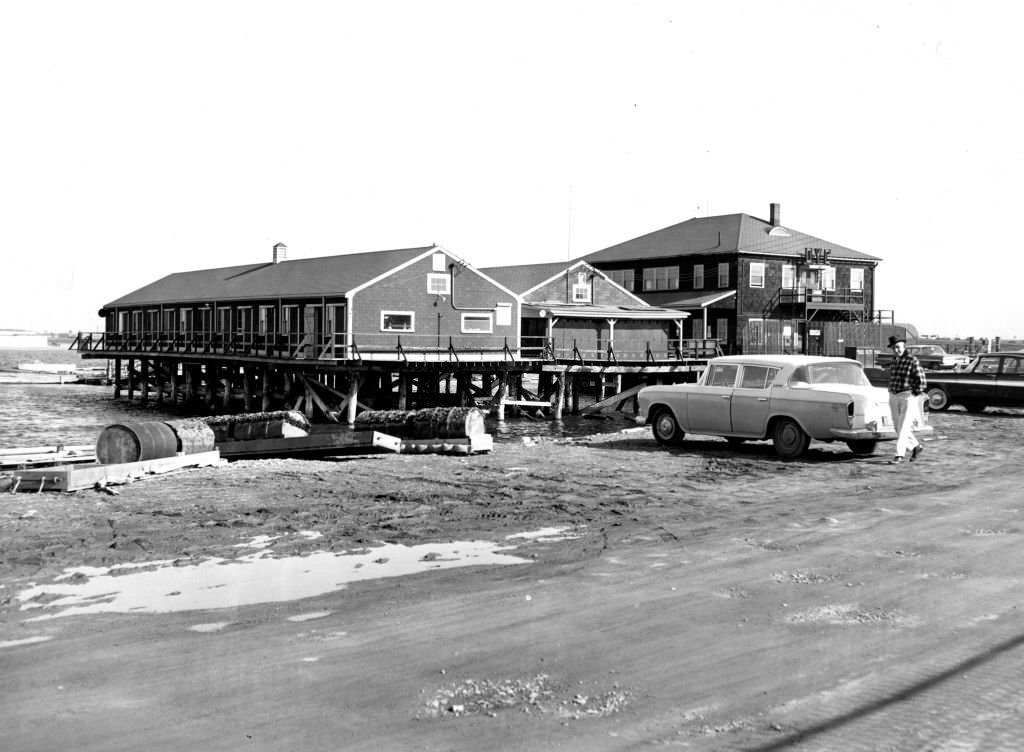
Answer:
[{"xmin": 72, "ymin": 331, "xmax": 722, "ymax": 365}]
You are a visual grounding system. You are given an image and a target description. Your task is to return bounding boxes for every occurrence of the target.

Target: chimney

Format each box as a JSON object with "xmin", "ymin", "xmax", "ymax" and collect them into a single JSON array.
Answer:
[
  {"xmin": 273, "ymin": 242, "xmax": 288, "ymax": 264},
  {"xmin": 769, "ymin": 203, "xmax": 781, "ymax": 227}
]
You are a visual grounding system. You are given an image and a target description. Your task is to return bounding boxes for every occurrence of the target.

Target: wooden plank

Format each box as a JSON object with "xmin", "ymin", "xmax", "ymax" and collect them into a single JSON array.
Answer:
[
  {"xmin": 579, "ymin": 384, "xmax": 645, "ymax": 415},
  {"xmin": 11, "ymin": 451, "xmax": 223, "ymax": 492},
  {"xmin": 216, "ymin": 430, "xmax": 380, "ymax": 459},
  {"xmin": 502, "ymin": 399, "xmax": 552, "ymax": 408},
  {"xmin": 0, "ymin": 444, "xmax": 94, "ymax": 457},
  {"xmin": 371, "ymin": 432, "xmax": 402, "ymax": 453}
]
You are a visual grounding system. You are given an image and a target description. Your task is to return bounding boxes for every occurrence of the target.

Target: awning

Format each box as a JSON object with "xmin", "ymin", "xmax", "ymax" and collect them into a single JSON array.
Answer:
[
  {"xmin": 659, "ymin": 290, "xmax": 737, "ymax": 310},
  {"xmin": 523, "ymin": 303, "xmax": 688, "ymax": 320}
]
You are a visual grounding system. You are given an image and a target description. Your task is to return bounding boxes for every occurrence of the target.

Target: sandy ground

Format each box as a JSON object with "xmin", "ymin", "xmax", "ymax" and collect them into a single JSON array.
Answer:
[{"xmin": 2, "ymin": 409, "xmax": 1024, "ymax": 751}]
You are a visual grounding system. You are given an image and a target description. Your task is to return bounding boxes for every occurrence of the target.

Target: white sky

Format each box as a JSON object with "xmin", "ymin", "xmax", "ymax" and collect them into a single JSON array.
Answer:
[{"xmin": 2, "ymin": 0, "xmax": 1022, "ymax": 337}]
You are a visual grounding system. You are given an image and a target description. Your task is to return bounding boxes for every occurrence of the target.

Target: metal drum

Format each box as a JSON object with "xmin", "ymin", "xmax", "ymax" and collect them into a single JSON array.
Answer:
[{"xmin": 95, "ymin": 421, "xmax": 179, "ymax": 465}]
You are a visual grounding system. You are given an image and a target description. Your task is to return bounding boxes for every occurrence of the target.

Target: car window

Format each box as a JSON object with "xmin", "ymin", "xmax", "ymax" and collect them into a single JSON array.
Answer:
[
  {"xmin": 976, "ymin": 358, "xmax": 1000, "ymax": 374},
  {"xmin": 804, "ymin": 363, "xmax": 871, "ymax": 386},
  {"xmin": 706, "ymin": 364, "xmax": 739, "ymax": 387},
  {"xmin": 739, "ymin": 365, "xmax": 779, "ymax": 389},
  {"xmin": 1002, "ymin": 358, "xmax": 1022, "ymax": 375}
]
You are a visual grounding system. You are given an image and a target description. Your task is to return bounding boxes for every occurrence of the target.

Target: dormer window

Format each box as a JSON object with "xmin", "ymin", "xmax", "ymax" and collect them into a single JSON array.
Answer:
[
  {"xmin": 769, "ymin": 226, "xmax": 791, "ymax": 237},
  {"xmin": 571, "ymin": 272, "xmax": 591, "ymax": 302}
]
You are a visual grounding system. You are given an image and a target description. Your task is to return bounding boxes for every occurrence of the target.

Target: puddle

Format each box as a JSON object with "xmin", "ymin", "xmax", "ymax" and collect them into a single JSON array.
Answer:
[
  {"xmin": 17, "ymin": 537, "xmax": 536, "ymax": 621},
  {"xmin": 0, "ymin": 635, "xmax": 53, "ymax": 648},
  {"xmin": 188, "ymin": 622, "xmax": 233, "ymax": 633},
  {"xmin": 505, "ymin": 526, "xmax": 582, "ymax": 543}
]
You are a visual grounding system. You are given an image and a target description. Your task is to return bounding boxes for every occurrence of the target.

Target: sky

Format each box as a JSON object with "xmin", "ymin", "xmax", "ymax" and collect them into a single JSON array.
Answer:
[{"xmin": 2, "ymin": 0, "xmax": 1022, "ymax": 338}]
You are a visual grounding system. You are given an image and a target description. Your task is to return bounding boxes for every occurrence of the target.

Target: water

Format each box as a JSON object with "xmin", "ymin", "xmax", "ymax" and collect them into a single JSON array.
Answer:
[{"xmin": 0, "ymin": 348, "xmax": 635, "ymax": 448}]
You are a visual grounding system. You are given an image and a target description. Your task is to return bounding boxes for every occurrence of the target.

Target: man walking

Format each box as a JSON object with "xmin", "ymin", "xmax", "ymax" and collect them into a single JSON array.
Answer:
[{"xmin": 887, "ymin": 335, "xmax": 927, "ymax": 464}]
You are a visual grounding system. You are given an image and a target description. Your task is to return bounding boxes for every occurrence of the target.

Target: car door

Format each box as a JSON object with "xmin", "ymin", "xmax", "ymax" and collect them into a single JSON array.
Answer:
[
  {"xmin": 686, "ymin": 363, "xmax": 738, "ymax": 434},
  {"xmin": 997, "ymin": 356, "xmax": 1024, "ymax": 406},
  {"xmin": 962, "ymin": 356, "xmax": 999, "ymax": 403},
  {"xmin": 730, "ymin": 365, "xmax": 779, "ymax": 436}
]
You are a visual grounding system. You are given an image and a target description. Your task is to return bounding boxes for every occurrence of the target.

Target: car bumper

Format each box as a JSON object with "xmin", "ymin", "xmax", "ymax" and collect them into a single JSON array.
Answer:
[
  {"xmin": 829, "ymin": 428, "xmax": 897, "ymax": 441},
  {"xmin": 829, "ymin": 424, "xmax": 933, "ymax": 441}
]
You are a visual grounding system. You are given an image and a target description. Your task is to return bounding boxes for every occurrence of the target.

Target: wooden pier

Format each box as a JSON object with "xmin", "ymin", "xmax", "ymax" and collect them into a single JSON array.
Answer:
[{"xmin": 70, "ymin": 333, "xmax": 717, "ymax": 423}]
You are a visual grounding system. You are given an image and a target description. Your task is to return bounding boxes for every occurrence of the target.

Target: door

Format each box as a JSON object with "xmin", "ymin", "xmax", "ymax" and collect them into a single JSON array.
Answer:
[
  {"xmin": 730, "ymin": 365, "xmax": 779, "ymax": 436},
  {"xmin": 962, "ymin": 356, "xmax": 999, "ymax": 404},
  {"xmin": 326, "ymin": 304, "xmax": 346, "ymax": 358},
  {"xmin": 686, "ymin": 362, "xmax": 738, "ymax": 433},
  {"xmin": 302, "ymin": 305, "xmax": 322, "ymax": 359},
  {"xmin": 997, "ymin": 356, "xmax": 1024, "ymax": 406}
]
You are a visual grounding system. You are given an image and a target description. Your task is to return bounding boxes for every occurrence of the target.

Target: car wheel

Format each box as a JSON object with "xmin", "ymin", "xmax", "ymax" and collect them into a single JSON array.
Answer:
[
  {"xmin": 926, "ymin": 387, "xmax": 950, "ymax": 411},
  {"xmin": 772, "ymin": 418, "xmax": 810, "ymax": 460},
  {"xmin": 651, "ymin": 407, "xmax": 685, "ymax": 446},
  {"xmin": 846, "ymin": 439, "xmax": 878, "ymax": 455}
]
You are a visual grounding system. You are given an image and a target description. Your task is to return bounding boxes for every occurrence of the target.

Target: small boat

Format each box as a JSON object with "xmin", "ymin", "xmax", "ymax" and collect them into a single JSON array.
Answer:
[{"xmin": 0, "ymin": 360, "xmax": 81, "ymax": 384}]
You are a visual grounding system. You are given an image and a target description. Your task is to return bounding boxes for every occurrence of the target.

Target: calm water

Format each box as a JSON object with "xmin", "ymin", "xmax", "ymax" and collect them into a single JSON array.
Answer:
[{"xmin": 0, "ymin": 348, "xmax": 633, "ymax": 448}]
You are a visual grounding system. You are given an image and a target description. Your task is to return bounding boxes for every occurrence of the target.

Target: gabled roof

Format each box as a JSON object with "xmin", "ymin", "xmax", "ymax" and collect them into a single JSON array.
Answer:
[
  {"xmin": 481, "ymin": 260, "xmax": 592, "ymax": 295},
  {"xmin": 582, "ymin": 213, "xmax": 879, "ymax": 264},
  {"xmin": 102, "ymin": 246, "xmax": 438, "ymax": 309},
  {"xmin": 481, "ymin": 259, "xmax": 649, "ymax": 306}
]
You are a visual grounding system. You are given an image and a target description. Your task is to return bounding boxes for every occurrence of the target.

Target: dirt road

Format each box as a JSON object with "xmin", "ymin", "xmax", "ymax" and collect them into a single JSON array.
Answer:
[{"xmin": 2, "ymin": 409, "xmax": 1024, "ymax": 751}]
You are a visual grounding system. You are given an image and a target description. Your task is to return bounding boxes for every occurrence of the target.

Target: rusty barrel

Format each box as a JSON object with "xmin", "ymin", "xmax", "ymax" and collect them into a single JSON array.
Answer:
[{"xmin": 95, "ymin": 421, "xmax": 179, "ymax": 465}]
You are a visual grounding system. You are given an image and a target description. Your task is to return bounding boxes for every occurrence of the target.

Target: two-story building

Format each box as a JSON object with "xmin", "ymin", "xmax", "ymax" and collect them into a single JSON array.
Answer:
[
  {"xmin": 583, "ymin": 203, "xmax": 883, "ymax": 355},
  {"xmin": 480, "ymin": 259, "xmax": 692, "ymax": 362}
]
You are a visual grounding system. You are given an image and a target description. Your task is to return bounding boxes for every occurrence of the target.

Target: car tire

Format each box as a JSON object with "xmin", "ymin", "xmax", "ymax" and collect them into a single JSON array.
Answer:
[
  {"xmin": 926, "ymin": 387, "xmax": 950, "ymax": 412},
  {"xmin": 846, "ymin": 439, "xmax": 878, "ymax": 455},
  {"xmin": 651, "ymin": 407, "xmax": 685, "ymax": 446},
  {"xmin": 772, "ymin": 418, "xmax": 810, "ymax": 460}
]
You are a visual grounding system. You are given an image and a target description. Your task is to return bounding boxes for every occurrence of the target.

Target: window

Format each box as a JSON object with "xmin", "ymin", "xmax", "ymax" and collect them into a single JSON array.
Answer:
[
  {"xmin": 718, "ymin": 263, "xmax": 729, "ymax": 288},
  {"xmin": 739, "ymin": 365, "xmax": 779, "ymax": 389},
  {"xmin": 571, "ymin": 273, "xmax": 591, "ymax": 302},
  {"xmin": 643, "ymin": 265, "xmax": 679, "ymax": 291},
  {"xmin": 461, "ymin": 313, "xmax": 493, "ymax": 333},
  {"xmin": 705, "ymin": 363, "xmax": 739, "ymax": 387},
  {"xmin": 716, "ymin": 317, "xmax": 729, "ymax": 344},
  {"xmin": 782, "ymin": 264, "xmax": 796, "ymax": 289},
  {"xmin": 822, "ymin": 266, "xmax": 836, "ymax": 291},
  {"xmin": 432, "ymin": 252, "xmax": 447, "ymax": 272},
  {"xmin": 381, "ymin": 311, "xmax": 414, "ymax": 332},
  {"xmin": 427, "ymin": 273, "xmax": 450, "ymax": 295},
  {"xmin": 258, "ymin": 305, "xmax": 275, "ymax": 334},
  {"xmin": 606, "ymin": 269, "xmax": 634, "ymax": 291},
  {"xmin": 749, "ymin": 262, "xmax": 766, "ymax": 288},
  {"xmin": 850, "ymin": 267, "xmax": 864, "ymax": 291},
  {"xmin": 693, "ymin": 264, "xmax": 704, "ymax": 289},
  {"xmin": 495, "ymin": 303, "xmax": 512, "ymax": 326}
]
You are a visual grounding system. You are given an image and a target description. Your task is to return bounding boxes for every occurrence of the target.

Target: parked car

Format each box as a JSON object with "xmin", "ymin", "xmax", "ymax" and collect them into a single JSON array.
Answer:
[
  {"xmin": 875, "ymin": 345, "xmax": 971, "ymax": 371},
  {"xmin": 924, "ymin": 352, "xmax": 1024, "ymax": 412},
  {"xmin": 636, "ymin": 355, "xmax": 923, "ymax": 459}
]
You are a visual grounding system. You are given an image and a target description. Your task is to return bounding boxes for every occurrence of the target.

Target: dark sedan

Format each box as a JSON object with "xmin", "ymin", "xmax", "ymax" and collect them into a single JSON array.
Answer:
[
  {"xmin": 875, "ymin": 345, "xmax": 971, "ymax": 371},
  {"xmin": 925, "ymin": 352, "xmax": 1024, "ymax": 412}
]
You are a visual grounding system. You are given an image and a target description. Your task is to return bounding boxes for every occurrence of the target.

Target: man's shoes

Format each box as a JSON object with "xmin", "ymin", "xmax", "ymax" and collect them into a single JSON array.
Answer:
[
  {"xmin": 910, "ymin": 445, "xmax": 924, "ymax": 462},
  {"xmin": 889, "ymin": 456, "xmax": 905, "ymax": 464}
]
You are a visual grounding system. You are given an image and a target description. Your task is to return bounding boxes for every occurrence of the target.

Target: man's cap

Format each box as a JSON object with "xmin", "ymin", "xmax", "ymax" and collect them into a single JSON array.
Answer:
[{"xmin": 887, "ymin": 335, "xmax": 906, "ymax": 348}]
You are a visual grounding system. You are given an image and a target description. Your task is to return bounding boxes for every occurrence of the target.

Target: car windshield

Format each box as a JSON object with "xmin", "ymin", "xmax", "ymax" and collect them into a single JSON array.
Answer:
[
  {"xmin": 911, "ymin": 346, "xmax": 942, "ymax": 355},
  {"xmin": 789, "ymin": 363, "xmax": 871, "ymax": 387}
]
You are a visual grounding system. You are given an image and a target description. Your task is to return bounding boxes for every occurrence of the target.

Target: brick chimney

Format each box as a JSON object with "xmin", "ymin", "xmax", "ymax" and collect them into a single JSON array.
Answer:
[
  {"xmin": 273, "ymin": 242, "xmax": 288, "ymax": 264},
  {"xmin": 769, "ymin": 203, "xmax": 781, "ymax": 227}
]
